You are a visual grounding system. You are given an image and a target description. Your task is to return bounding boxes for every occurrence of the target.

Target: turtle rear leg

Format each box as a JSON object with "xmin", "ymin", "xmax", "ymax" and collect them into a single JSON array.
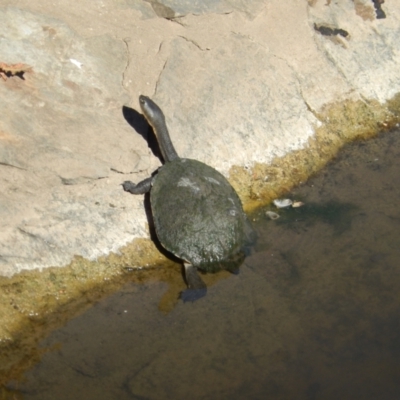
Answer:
[
  {"xmin": 123, "ymin": 176, "xmax": 152, "ymax": 194},
  {"xmin": 180, "ymin": 263, "xmax": 207, "ymax": 302}
]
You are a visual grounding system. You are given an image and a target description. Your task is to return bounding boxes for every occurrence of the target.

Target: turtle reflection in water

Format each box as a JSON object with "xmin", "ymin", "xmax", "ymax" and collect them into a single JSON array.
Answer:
[{"xmin": 123, "ymin": 96, "xmax": 255, "ymax": 301}]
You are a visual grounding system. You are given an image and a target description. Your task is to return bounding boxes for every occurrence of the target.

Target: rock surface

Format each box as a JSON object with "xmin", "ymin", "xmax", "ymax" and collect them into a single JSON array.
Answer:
[
  {"xmin": 0, "ymin": 0, "xmax": 399, "ymax": 277},
  {"xmin": 0, "ymin": 7, "xmax": 148, "ymax": 276}
]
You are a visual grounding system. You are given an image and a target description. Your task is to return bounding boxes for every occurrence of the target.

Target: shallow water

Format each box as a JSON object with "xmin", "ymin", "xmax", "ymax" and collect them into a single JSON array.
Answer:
[{"xmin": 5, "ymin": 129, "xmax": 400, "ymax": 400}]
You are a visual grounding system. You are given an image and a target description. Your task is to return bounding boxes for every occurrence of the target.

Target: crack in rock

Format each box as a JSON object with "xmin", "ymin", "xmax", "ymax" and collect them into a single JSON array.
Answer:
[
  {"xmin": 371, "ymin": 0, "xmax": 386, "ymax": 19},
  {"xmin": 121, "ymin": 37, "xmax": 131, "ymax": 91},
  {"xmin": 177, "ymin": 36, "xmax": 210, "ymax": 51},
  {"xmin": 314, "ymin": 24, "xmax": 349, "ymax": 38}
]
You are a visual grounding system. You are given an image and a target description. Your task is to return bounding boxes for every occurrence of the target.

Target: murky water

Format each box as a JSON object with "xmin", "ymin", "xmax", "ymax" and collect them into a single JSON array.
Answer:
[{"xmin": 4, "ymin": 129, "xmax": 400, "ymax": 400}]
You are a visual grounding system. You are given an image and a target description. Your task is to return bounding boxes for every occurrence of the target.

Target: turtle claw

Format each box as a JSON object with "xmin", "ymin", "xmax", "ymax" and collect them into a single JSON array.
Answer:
[
  {"xmin": 122, "ymin": 181, "xmax": 136, "ymax": 192},
  {"xmin": 180, "ymin": 287, "xmax": 207, "ymax": 303}
]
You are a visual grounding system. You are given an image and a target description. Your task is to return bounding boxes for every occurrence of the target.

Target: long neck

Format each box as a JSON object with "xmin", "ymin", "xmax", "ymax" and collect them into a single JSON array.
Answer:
[{"xmin": 150, "ymin": 115, "xmax": 179, "ymax": 162}]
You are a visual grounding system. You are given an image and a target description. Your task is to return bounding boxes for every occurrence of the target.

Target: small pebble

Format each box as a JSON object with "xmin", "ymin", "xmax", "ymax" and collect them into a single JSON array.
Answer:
[
  {"xmin": 266, "ymin": 211, "xmax": 280, "ymax": 220},
  {"xmin": 273, "ymin": 198, "xmax": 293, "ymax": 208}
]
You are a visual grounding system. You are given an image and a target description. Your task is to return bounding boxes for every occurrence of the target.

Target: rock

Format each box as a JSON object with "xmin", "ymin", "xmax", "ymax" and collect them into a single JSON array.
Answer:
[
  {"xmin": 309, "ymin": 0, "xmax": 399, "ymax": 102},
  {"xmin": 0, "ymin": 0, "xmax": 399, "ymax": 279},
  {"xmin": 141, "ymin": 0, "xmax": 266, "ymax": 19},
  {"xmin": 0, "ymin": 7, "xmax": 151, "ymax": 276},
  {"xmin": 152, "ymin": 34, "xmax": 317, "ymax": 173}
]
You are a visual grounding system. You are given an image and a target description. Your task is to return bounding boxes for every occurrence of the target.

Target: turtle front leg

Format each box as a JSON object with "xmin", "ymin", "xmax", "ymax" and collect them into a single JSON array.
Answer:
[
  {"xmin": 123, "ymin": 176, "xmax": 152, "ymax": 194},
  {"xmin": 180, "ymin": 263, "xmax": 207, "ymax": 302}
]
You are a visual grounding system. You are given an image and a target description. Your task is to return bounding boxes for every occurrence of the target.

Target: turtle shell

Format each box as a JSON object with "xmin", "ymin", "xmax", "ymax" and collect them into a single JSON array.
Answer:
[{"xmin": 150, "ymin": 158, "xmax": 253, "ymax": 273}]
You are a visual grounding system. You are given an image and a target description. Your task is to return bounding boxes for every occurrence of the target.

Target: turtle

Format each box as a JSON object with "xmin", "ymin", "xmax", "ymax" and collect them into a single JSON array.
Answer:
[{"xmin": 123, "ymin": 95, "xmax": 255, "ymax": 301}]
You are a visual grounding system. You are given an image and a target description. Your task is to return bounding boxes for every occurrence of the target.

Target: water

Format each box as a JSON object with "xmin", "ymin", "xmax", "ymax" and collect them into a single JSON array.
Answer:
[{"xmin": 5, "ymin": 129, "xmax": 400, "ymax": 400}]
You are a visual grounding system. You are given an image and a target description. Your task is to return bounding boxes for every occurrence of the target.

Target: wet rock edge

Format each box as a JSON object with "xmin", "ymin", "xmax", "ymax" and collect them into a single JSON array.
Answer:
[{"xmin": 0, "ymin": 93, "xmax": 399, "ymax": 386}]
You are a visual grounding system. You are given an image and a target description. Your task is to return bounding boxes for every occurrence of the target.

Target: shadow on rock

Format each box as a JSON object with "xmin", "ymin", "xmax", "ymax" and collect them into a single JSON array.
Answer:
[{"xmin": 122, "ymin": 105, "xmax": 164, "ymax": 162}]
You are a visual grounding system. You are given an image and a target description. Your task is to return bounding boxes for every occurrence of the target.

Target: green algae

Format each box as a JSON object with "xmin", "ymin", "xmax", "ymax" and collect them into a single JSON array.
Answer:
[{"xmin": 231, "ymin": 97, "xmax": 400, "ymax": 211}]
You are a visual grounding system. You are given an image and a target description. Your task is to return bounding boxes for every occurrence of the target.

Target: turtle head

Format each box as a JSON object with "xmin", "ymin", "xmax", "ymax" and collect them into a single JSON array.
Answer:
[
  {"xmin": 138, "ymin": 95, "xmax": 179, "ymax": 162},
  {"xmin": 139, "ymin": 95, "xmax": 165, "ymax": 128}
]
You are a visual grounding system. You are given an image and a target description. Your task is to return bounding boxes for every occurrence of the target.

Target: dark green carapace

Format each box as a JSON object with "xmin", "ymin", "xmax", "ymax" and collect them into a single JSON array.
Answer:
[{"xmin": 151, "ymin": 158, "xmax": 251, "ymax": 273}]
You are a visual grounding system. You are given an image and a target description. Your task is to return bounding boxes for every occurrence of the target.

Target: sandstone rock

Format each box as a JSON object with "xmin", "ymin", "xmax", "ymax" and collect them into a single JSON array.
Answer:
[
  {"xmin": 152, "ymin": 34, "xmax": 317, "ymax": 172},
  {"xmin": 141, "ymin": 0, "xmax": 266, "ymax": 19},
  {"xmin": 0, "ymin": 0, "xmax": 399, "ymax": 278},
  {"xmin": 309, "ymin": 0, "xmax": 399, "ymax": 102},
  {"xmin": 0, "ymin": 7, "xmax": 150, "ymax": 276}
]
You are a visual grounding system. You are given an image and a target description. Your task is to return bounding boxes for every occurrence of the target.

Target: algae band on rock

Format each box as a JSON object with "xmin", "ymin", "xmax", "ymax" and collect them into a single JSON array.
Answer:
[{"xmin": 123, "ymin": 96, "xmax": 255, "ymax": 301}]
